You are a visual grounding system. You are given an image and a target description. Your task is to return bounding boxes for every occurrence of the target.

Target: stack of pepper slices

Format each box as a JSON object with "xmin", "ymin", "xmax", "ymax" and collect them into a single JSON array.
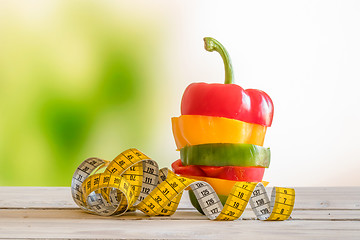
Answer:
[{"xmin": 171, "ymin": 37, "xmax": 274, "ymax": 212}]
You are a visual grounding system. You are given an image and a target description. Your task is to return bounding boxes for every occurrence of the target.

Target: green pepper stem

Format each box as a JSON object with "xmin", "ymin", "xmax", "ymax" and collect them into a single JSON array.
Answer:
[{"xmin": 203, "ymin": 37, "xmax": 234, "ymax": 84}]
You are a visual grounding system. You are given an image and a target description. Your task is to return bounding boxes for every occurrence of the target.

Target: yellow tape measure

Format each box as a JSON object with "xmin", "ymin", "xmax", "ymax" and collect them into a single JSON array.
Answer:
[{"xmin": 71, "ymin": 148, "xmax": 295, "ymax": 221}]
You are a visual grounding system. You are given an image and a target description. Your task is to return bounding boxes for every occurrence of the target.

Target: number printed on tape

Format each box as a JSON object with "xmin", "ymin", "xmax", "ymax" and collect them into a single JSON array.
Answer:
[{"xmin": 71, "ymin": 148, "xmax": 295, "ymax": 221}]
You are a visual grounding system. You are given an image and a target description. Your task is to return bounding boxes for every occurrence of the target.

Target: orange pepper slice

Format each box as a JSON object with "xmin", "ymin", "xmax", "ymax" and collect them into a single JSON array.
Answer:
[{"xmin": 172, "ymin": 115, "xmax": 267, "ymax": 150}]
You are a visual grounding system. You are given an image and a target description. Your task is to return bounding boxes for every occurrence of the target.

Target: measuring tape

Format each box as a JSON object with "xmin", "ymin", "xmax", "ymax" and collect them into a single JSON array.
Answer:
[{"xmin": 71, "ymin": 148, "xmax": 295, "ymax": 221}]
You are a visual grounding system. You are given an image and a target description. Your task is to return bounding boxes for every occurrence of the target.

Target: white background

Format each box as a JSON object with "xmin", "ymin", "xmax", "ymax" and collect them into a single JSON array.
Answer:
[{"xmin": 146, "ymin": 0, "xmax": 360, "ymax": 187}]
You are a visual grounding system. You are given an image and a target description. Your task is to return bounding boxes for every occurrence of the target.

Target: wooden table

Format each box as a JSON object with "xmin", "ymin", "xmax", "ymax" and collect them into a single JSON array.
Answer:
[{"xmin": 0, "ymin": 187, "xmax": 359, "ymax": 239}]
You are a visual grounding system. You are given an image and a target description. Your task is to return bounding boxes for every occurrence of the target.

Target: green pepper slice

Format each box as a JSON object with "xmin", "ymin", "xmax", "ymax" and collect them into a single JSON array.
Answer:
[{"xmin": 180, "ymin": 143, "xmax": 270, "ymax": 167}]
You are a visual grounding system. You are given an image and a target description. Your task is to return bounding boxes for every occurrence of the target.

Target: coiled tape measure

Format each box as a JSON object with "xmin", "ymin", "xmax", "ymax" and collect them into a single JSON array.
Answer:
[{"xmin": 71, "ymin": 148, "xmax": 295, "ymax": 221}]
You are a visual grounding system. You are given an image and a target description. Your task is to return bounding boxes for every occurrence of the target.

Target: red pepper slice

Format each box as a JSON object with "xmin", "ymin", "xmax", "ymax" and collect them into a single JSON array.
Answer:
[
  {"xmin": 171, "ymin": 159, "xmax": 206, "ymax": 177},
  {"xmin": 171, "ymin": 159, "xmax": 264, "ymax": 181},
  {"xmin": 180, "ymin": 37, "xmax": 274, "ymax": 126},
  {"xmin": 197, "ymin": 166, "xmax": 224, "ymax": 178},
  {"xmin": 199, "ymin": 165, "xmax": 264, "ymax": 181}
]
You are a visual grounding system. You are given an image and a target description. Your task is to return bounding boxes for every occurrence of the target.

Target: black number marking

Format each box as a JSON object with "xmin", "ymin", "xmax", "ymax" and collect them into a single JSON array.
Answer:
[
  {"xmin": 154, "ymin": 196, "xmax": 162, "ymax": 203},
  {"xmin": 253, "ymin": 189, "xmax": 260, "ymax": 196},
  {"xmin": 160, "ymin": 175, "xmax": 166, "ymax": 181},
  {"xmin": 162, "ymin": 188, "xmax": 169, "ymax": 195},
  {"xmin": 169, "ymin": 182, "xmax": 178, "ymax": 188},
  {"xmin": 146, "ymin": 167, "xmax": 154, "ymax": 174},
  {"xmin": 200, "ymin": 189, "xmax": 210, "ymax": 197},
  {"xmin": 114, "ymin": 178, "xmax": 121, "ymax": 184},
  {"xmin": 227, "ymin": 211, "xmax": 235, "ymax": 216},
  {"xmin": 205, "ymin": 198, "xmax": 215, "ymax": 206},
  {"xmin": 88, "ymin": 160, "xmax": 98, "ymax": 165},
  {"xmin": 256, "ymin": 198, "xmax": 265, "ymax": 206},
  {"xmin": 210, "ymin": 208, "xmax": 219, "ymax": 214},
  {"xmin": 144, "ymin": 177, "xmax": 152, "ymax": 184},
  {"xmin": 196, "ymin": 183, "xmax": 204, "ymax": 188},
  {"xmin": 260, "ymin": 208, "xmax": 270, "ymax": 214},
  {"xmin": 178, "ymin": 178, "xmax": 186, "ymax": 183},
  {"xmin": 75, "ymin": 194, "xmax": 81, "ymax": 200},
  {"xmin": 103, "ymin": 177, "xmax": 110, "ymax": 183},
  {"xmin": 142, "ymin": 187, "xmax": 151, "ymax": 194}
]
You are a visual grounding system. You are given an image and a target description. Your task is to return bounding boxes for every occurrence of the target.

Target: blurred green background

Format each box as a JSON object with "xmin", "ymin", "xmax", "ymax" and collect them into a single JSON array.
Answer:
[
  {"xmin": 2, "ymin": 1, "xmax": 360, "ymax": 187},
  {"xmin": 0, "ymin": 1, "xmax": 172, "ymax": 186}
]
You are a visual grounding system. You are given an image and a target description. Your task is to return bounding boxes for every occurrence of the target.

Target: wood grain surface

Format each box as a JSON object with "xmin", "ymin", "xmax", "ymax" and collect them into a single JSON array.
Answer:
[{"xmin": 0, "ymin": 187, "xmax": 359, "ymax": 239}]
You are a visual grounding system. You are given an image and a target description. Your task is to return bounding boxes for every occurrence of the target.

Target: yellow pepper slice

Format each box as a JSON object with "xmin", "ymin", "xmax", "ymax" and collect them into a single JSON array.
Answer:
[
  {"xmin": 172, "ymin": 115, "xmax": 267, "ymax": 150},
  {"xmin": 183, "ymin": 175, "xmax": 269, "ymax": 196}
]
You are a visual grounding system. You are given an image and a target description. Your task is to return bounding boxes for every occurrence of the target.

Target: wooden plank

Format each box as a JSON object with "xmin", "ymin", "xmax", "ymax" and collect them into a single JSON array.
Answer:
[
  {"xmin": 1, "ymin": 187, "xmax": 359, "ymax": 210},
  {"xmin": 293, "ymin": 209, "xmax": 360, "ymax": 221},
  {"xmin": 1, "ymin": 187, "xmax": 360, "ymax": 239},
  {"xmin": 0, "ymin": 187, "xmax": 76, "ymax": 209},
  {"xmin": 1, "ymin": 208, "xmax": 360, "ymax": 221},
  {"xmin": 0, "ymin": 217, "xmax": 359, "ymax": 239},
  {"xmin": 293, "ymin": 187, "xmax": 360, "ymax": 210}
]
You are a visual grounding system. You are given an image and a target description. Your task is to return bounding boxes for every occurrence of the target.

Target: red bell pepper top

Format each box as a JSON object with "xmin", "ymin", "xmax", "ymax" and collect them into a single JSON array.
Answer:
[
  {"xmin": 181, "ymin": 83, "xmax": 274, "ymax": 126},
  {"xmin": 181, "ymin": 37, "xmax": 274, "ymax": 127}
]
